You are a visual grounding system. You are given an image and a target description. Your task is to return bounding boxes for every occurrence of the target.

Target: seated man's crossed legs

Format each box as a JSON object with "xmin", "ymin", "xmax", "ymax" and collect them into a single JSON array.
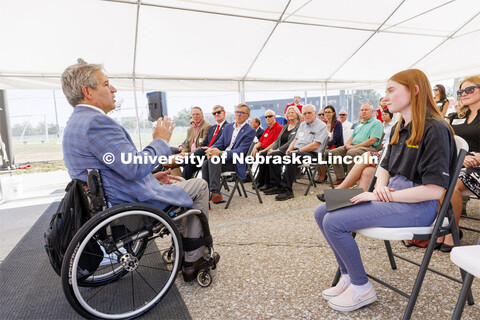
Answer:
[{"xmin": 201, "ymin": 157, "xmax": 236, "ymax": 204}]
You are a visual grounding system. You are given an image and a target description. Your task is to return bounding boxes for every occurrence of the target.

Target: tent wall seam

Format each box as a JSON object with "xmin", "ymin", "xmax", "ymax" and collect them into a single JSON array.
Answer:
[
  {"xmin": 100, "ymin": 0, "xmax": 448, "ymax": 38},
  {"xmin": 409, "ymin": 9, "xmax": 480, "ymax": 69},
  {"xmin": 241, "ymin": 0, "xmax": 292, "ymax": 82},
  {"xmin": 326, "ymin": 0, "xmax": 407, "ymax": 82}
]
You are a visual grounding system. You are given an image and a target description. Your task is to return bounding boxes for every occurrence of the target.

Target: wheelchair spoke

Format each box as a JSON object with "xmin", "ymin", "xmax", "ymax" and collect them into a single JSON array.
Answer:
[{"xmin": 134, "ymin": 269, "xmax": 158, "ymax": 295}]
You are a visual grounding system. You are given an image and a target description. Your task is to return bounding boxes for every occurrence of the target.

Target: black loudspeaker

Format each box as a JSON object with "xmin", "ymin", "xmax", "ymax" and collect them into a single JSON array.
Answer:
[{"xmin": 146, "ymin": 91, "xmax": 167, "ymax": 122}]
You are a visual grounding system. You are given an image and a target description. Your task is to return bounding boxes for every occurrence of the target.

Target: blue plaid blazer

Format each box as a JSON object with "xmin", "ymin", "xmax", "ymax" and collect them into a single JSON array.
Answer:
[{"xmin": 62, "ymin": 106, "xmax": 192, "ymax": 209}]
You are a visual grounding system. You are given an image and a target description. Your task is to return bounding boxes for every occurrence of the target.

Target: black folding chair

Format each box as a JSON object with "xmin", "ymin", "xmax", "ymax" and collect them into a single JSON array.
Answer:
[{"xmin": 220, "ymin": 141, "xmax": 263, "ymax": 209}]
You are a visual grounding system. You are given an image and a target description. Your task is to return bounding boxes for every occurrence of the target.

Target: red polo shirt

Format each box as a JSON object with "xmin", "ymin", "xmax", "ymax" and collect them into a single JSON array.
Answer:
[{"xmin": 259, "ymin": 122, "xmax": 283, "ymax": 148}]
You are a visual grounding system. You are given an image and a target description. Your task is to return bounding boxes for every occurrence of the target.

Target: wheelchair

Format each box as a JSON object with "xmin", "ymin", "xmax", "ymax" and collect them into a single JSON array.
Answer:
[{"xmin": 60, "ymin": 169, "xmax": 218, "ymax": 319}]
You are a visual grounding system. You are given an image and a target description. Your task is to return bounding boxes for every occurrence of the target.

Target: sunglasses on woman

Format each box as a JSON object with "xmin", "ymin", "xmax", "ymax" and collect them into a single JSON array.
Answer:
[{"xmin": 457, "ymin": 86, "xmax": 480, "ymax": 96}]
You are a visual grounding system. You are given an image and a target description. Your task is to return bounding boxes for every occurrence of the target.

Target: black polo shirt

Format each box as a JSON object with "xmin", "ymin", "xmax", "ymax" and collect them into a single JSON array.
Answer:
[
  {"xmin": 448, "ymin": 110, "xmax": 480, "ymax": 153},
  {"xmin": 381, "ymin": 118, "xmax": 456, "ymax": 189}
]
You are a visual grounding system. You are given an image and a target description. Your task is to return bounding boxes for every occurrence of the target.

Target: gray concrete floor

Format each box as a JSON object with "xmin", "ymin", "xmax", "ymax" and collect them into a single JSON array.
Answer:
[
  {"xmin": 1, "ymin": 171, "xmax": 479, "ymax": 319},
  {"xmin": 176, "ymin": 181, "xmax": 480, "ymax": 320}
]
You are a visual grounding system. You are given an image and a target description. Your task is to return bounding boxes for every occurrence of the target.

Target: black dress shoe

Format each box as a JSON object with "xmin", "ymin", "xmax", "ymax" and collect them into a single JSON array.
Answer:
[
  {"xmin": 316, "ymin": 193, "xmax": 325, "ymax": 202},
  {"xmin": 275, "ymin": 190, "xmax": 294, "ymax": 201},
  {"xmin": 259, "ymin": 184, "xmax": 272, "ymax": 191},
  {"xmin": 263, "ymin": 186, "xmax": 284, "ymax": 195},
  {"xmin": 439, "ymin": 243, "xmax": 454, "ymax": 253}
]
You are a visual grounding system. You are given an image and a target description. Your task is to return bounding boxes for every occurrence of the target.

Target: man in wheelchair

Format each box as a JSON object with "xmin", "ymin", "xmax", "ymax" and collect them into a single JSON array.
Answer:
[{"xmin": 61, "ymin": 59, "xmax": 219, "ymax": 283}]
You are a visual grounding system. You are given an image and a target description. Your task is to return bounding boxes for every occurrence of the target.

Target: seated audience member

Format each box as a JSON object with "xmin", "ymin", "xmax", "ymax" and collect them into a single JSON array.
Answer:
[
  {"xmin": 434, "ymin": 84, "xmax": 449, "ymax": 117},
  {"xmin": 202, "ymin": 103, "xmax": 256, "ymax": 204},
  {"xmin": 252, "ymin": 110, "xmax": 282, "ymax": 156},
  {"xmin": 264, "ymin": 104, "xmax": 328, "ymax": 201},
  {"xmin": 167, "ymin": 108, "xmax": 210, "ymax": 175},
  {"xmin": 314, "ymin": 69, "xmax": 456, "ymax": 312},
  {"xmin": 317, "ymin": 105, "xmax": 343, "ymax": 182},
  {"xmin": 438, "ymin": 76, "xmax": 480, "ymax": 252},
  {"xmin": 338, "ymin": 110, "xmax": 352, "ymax": 130},
  {"xmin": 284, "ymin": 95, "xmax": 303, "ymax": 114},
  {"xmin": 318, "ymin": 109, "xmax": 327, "ymax": 123},
  {"xmin": 181, "ymin": 105, "xmax": 227, "ymax": 180},
  {"xmin": 183, "ymin": 107, "xmax": 211, "ymax": 154},
  {"xmin": 375, "ymin": 97, "xmax": 387, "ymax": 122},
  {"xmin": 381, "ymin": 108, "xmax": 394, "ymax": 147},
  {"xmin": 329, "ymin": 103, "xmax": 384, "ymax": 185},
  {"xmin": 250, "ymin": 117, "xmax": 264, "ymax": 140},
  {"xmin": 61, "ymin": 59, "xmax": 215, "ymax": 281},
  {"xmin": 255, "ymin": 107, "xmax": 300, "ymax": 190}
]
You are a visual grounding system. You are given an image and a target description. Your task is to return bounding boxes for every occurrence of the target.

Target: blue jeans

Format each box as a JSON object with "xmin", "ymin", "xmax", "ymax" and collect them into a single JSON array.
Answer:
[{"xmin": 314, "ymin": 175, "xmax": 438, "ymax": 285}]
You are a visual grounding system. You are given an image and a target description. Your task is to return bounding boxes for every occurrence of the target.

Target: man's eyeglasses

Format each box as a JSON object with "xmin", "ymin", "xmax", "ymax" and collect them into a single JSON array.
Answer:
[
  {"xmin": 457, "ymin": 86, "xmax": 480, "ymax": 96},
  {"xmin": 318, "ymin": 113, "xmax": 324, "ymax": 116},
  {"xmin": 235, "ymin": 111, "xmax": 249, "ymax": 115},
  {"xmin": 339, "ymin": 114, "xmax": 347, "ymax": 116},
  {"xmin": 265, "ymin": 115, "xmax": 275, "ymax": 118},
  {"xmin": 212, "ymin": 110, "xmax": 223, "ymax": 115}
]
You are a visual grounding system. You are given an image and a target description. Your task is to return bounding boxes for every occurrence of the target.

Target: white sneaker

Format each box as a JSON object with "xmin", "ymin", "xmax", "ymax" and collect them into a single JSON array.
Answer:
[
  {"xmin": 322, "ymin": 278, "xmax": 350, "ymax": 301},
  {"xmin": 328, "ymin": 285, "xmax": 377, "ymax": 312}
]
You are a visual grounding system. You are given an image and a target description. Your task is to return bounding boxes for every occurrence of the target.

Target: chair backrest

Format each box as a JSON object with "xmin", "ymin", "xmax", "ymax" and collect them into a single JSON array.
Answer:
[{"xmin": 376, "ymin": 131, "xmax": 385, "ymax": 151}]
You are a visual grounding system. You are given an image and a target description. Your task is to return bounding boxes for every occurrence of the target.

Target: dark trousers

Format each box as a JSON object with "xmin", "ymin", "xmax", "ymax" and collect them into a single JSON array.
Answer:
[
  {"xmin": 182, "ymin": 148, "xmax": 207, "ymax": 180},
  {"xmin": 268, "ymin": 151, "xmax": 317, "ymax": 192}
]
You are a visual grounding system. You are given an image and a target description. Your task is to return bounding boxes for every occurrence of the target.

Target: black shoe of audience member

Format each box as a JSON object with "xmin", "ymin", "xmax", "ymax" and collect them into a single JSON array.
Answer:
[
  {"xmin": 316, "ymin": 193, "xmax": 325, "ymax": 202},
  {"xmin": 263, "ymin": 186, "xmax": 284, "ymax": 195},
  {"xmin": 275, "ymin": 189, "xmax": 294, "ymax": 201},
  {"xmin": 259, "ymin": 184, "xmax": 272, "ymax": 191}
]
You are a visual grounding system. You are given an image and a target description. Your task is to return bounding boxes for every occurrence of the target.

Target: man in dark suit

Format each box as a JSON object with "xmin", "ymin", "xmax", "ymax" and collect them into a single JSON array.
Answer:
[
  {"xmin": 182, "ymin": 105, "xmax": 228, "ymax": 179},
  {"xmin": 250, "ymin": 117, "xmax": 264, "ymax": 140},
  {"xmin": 61, "ymin": 59, "xmax": 217, "ymax": 281},
  {"xmin": 202, "ymin": 103, "xmax": 256, "ymax": 204}
]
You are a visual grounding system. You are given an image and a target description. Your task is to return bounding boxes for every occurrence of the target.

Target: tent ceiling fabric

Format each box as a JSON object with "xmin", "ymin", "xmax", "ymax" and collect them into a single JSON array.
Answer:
[{"xmin": 1, "ymin": 0, "xmax": 479, "ymax": 91}]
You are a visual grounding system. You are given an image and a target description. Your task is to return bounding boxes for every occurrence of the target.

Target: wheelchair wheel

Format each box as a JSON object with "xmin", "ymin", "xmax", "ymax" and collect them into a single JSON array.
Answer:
[{"xmin": 61, "ymin": 204, "xmax": 183, "ymax": 320}]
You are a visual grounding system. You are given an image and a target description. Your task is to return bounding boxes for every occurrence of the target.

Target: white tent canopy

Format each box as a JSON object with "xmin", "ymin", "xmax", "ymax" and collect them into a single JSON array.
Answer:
[{"xmin": 1, "ymin": 0, "xmax": 480, "ymax": 92}]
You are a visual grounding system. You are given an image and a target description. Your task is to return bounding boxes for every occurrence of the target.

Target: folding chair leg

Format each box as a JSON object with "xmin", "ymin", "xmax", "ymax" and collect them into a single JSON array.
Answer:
[
  {"xmin": 326, "ymin": 164, "xmax": 335, "ymax": 189},
  {"xmin": 250, "ymin": 171, "xmax": 263, "ymax": 204},
  {"xmin": 403, "ymin": 238, "xmax": 438, "ymax": 319},
  {"xmin": 239, "ymin": 180, "xmax": 248, "ymax": 198},
  {"xmin": 384, "ymin": 240, "xmax": 397, "ymax": 270},
  {"xmin": 225, "ymin": 178, "xmax": 239, "ymax": 209},
  {"xmin": 222, "ymin": 177, "xmax": 230, "ymax": 192},
  {"xmin": 452, "ymin": 272, "xmax": 475, "ymax": 320},
  {"xmin": 304, "ymin": 168, "xmax": 312, "ymax": 196}
]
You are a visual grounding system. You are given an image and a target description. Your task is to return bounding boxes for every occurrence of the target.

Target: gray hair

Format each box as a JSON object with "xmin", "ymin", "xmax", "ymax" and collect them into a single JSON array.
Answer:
[
  {"xmin": 265, "ymin": 109, "xmax": 275, "ymax": 116},
  {"xmin": 192, "ymin": 106, "xmax": 203, "ymax": 114},
  {"xmin": 61, "ymin": 58, "xmax": 103, "ymax": 107},
  {"xmin": 213, "ymin": 105, "xmax": 225, "ymax": 112},
  {"xmin": 362, "ymin": 102, "xmax": 374, "ymax": 110},
  {"xmin": 285, "ymin": 105, "xmax": 301, "ymax": 120},
  {"xmin": 304, "ymin": 104, "xmax": 316, "ymax": 113},
  {"xmin": 237, "ymin": 103, "xmax": 251, "ymax": 114}
]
